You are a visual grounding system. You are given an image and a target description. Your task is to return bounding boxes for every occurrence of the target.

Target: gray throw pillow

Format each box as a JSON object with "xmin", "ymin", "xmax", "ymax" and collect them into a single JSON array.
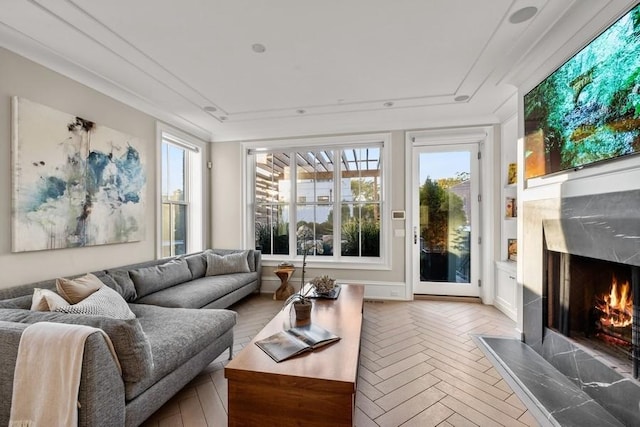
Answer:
[
  {"xmin": 0, "ymin": 309, "xmax": 153, "ymax": 383},
  {"xmin": 246, "ymin": 250, "xmax": 256, "ymax": 272},
  {"xmin": 183, "ymin": 253, "xmax": 207, "ymax": 279},
  {"xmin": 129, "ymin": 258, "xmax": 192, "ymax": 298},
  {"xmin": 105, "ymin": 270, "xmax": 138, "ymax": 302},
  {"xmin": 206, "ymin": 251, "xmax": 250, "ymax": 276}
]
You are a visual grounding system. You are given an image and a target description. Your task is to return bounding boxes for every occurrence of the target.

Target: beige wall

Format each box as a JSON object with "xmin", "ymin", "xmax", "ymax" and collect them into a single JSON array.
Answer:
[
  {"xmin": 0, "ymin": 47, "xmax": 158, "ymax": 289},
  {"xmin": 210, "ymin": 141, "xmax": 244, "ymax": 248},
  {"xmin": 0, "ymin": 46, "xmax": 497, "ymax": 298},
  {"xmin": 211, "ymin": 130, "xmax": 408, "ymax": 294}
]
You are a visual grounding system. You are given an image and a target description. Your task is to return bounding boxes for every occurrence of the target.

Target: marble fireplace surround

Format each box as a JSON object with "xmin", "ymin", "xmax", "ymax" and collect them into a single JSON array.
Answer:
[{"xmin": 522, "ymin": 189, "xmax": 640, "ymax": 425}]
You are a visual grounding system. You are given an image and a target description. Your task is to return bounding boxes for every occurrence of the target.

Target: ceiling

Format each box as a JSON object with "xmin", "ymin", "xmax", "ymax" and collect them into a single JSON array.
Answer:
[{"xmin": 0, "ymin": 0, "xmax": 636, "ymax": 142}]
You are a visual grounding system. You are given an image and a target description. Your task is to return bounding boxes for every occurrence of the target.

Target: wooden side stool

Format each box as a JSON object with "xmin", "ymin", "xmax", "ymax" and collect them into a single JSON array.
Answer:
[{"xmin": 274, "ymin": 267, "xmax": 295, "ymax": 300}]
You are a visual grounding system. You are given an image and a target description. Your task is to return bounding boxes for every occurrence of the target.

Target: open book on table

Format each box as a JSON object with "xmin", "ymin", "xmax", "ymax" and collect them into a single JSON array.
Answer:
[{"xmin": 255, "ymin": 323, "xmax": 340, "ymax": 363}]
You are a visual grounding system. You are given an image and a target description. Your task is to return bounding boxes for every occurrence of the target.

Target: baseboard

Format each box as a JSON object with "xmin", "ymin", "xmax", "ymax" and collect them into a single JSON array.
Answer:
[{"xmin": 413, "ymin": 294, "xmax": 481, "ymax": 303}]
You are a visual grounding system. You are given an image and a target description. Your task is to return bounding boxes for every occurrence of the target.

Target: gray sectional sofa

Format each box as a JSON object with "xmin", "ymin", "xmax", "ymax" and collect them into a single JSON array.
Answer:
[{"xmin": 0, "ymin": 249, "xmax": 261, "ymax": 427}]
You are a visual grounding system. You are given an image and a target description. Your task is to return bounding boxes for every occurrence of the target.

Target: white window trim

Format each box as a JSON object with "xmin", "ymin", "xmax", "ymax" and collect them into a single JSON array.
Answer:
[
  {"xmin": 243, "ymin": 133, "xmax": 392, "ymax": 270},
  {"xmin": 156, "ymin": 122, "xmax": 207, "ymax": 258}
]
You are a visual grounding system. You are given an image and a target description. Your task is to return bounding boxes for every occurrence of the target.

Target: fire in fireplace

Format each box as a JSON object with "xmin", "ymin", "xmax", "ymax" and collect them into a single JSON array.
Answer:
[
  {"xmin": 592, "ymin": 275, "xmax": 633, "ymax": 357},
  {"xmin": 595, "ymin": 275, "xmax": 633, "ymax": 333},
  {"xmin": 546, "ymin": 251, "xmax": 639, "ymax": 378}
]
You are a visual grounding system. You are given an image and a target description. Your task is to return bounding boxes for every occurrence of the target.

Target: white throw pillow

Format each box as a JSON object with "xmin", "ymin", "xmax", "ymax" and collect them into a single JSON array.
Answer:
[
  {"xmin": 30, "ymin": 288, "xmax": 69, "ymax": 311},
  {"xmin": 54, "ymin": 286, "xmax": 136, "ymax": 320}
]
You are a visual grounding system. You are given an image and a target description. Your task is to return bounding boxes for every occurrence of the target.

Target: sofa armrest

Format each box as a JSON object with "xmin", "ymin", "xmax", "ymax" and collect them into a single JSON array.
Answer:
[{"xmin": 0, "ymin": 321, "xmax": 125, "ymax": 427}]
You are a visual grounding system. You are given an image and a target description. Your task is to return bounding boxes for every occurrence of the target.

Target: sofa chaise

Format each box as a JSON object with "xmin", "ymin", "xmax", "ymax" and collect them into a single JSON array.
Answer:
[{"xmin": 0, "ymin": 248, "xmax": 261, "ymax": 426}]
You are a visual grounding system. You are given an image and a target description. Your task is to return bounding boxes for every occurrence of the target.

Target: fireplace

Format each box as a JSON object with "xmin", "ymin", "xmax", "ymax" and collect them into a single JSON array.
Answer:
[
  {"xmin": 519, "ymin": 189, "xmax": 640, "ymax": 425},
  {"xmin": 545, "ymin": 251, "xmax": 640, "ymax": 378}
]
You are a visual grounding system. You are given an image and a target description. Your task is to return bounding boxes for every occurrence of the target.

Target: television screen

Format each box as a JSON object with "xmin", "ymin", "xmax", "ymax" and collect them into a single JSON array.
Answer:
[{"xmin": 524, "ymin": 3, "xmax": 640, "ymax": 179}]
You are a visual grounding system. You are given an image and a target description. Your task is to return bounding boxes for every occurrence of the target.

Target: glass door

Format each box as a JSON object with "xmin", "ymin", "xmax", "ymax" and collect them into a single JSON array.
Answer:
[{"xmin": 412, "ymin": 144, "xmax": 480, "ymax": 296}]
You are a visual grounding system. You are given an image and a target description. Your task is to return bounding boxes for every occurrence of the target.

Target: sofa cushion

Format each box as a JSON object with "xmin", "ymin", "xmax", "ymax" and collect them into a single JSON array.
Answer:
[
  {"xmin": 0, "ymin": 295, "xmax": 32, "ymax": 309},
  {"xmin": 56, "ymin": 273, "xmax": 103, "ymax": 304},
  {"xmin": 134, "ymin": 272, "xmax": 259, "ymax": 308},
  {"xmin": 206, "ymin": 251, "xmax": 250, "ymax": 276},
  {"xmin": 0, "ymin": 309, "xmax": 152, "ymax": 384},
  {"xmin": 247, "ymin": 250, "xmax": 256, "ymax": 272},
  {"xmin": 104, "ymin": 270, "xmax": 137, "ymax": 302},
  {"xmin": 208, "ymin": 249, "xmax": 256, "ymax": 272},
  {"xmin": 183, "ymin": 252, "xmax": 207, "ymax": 279},
  {"xmin": 53, "ymin": 286, "xmax": 136, "ymax": 320},
  {"xmin": 129, "ymin": 259, "xmax": 192, "ymax": 298},
  {"xmin": 125, "ymin": 304, "xmax": 236, "ymax": 400},
  {"xmin": 30, "ymin": 288, "xmax": 68, "ymax": 311}
]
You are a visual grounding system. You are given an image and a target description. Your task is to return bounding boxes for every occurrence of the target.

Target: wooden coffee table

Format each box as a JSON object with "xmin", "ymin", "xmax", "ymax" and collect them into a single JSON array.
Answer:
[{"xmin": 225, "ymin": 284, "xmax": 364, "ymax": 427}]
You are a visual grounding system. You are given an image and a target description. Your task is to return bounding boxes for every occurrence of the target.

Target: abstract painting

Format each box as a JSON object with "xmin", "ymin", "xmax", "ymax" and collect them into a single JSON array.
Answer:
[{"xmin": 11, "ymin": 97, "xmax": 146, "ymax": 252}]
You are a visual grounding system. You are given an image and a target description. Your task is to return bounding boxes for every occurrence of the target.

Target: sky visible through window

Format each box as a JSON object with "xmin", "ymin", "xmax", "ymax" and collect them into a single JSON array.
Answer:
[
  {"xmin": 419, "ymin": 151, "xmax": 470, "ymax": 183},
  {"xmin": 163, "ymin": 143, "xmax": 185, "ymax": 200}
]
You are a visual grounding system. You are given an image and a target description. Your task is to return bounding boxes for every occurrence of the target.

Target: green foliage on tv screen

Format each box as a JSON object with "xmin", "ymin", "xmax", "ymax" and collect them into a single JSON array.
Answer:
[{"xmin": 524, "ymin": 4, "xmax": 640, "ymax": 178}]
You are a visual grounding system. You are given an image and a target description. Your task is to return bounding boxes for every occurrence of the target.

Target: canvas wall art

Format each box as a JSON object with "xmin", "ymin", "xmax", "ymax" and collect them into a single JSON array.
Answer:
[{"xmin": 11, "ymin": 97, "xmax": 146, "ymax": 252}]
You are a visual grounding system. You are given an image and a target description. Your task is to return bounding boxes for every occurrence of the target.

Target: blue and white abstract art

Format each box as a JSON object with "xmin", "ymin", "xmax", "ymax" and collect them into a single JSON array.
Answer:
[{"xmin": 11, "ymin": 97, "xmax": 146, "ymax": 252}]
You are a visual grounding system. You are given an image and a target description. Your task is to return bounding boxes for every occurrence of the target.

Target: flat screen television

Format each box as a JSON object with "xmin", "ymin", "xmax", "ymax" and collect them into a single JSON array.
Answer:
[{"xmin": 524, "ymin": 3, "xmax": 640, "ymax": 179}]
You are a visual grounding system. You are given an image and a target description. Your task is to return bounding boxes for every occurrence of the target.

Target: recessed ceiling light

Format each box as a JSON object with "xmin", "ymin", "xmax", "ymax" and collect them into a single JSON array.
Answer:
[
  {"xmin": 383, "ymin": 101, "xmax": 394, "ymax": 108},
  {"xmin": 454, "ymin": 95, "xmax": 470, "ymax": 102},
  {"xmin": 203, "ymin": 106, "xmax": 217, "ymax": 113},
  {"xmin": 509, "ymin": 6, "xmax": 537, "ymax": 24},
  {"xmin": 296, "ymin": 109, "xmax": 306, "ymax": 114},
  {"xmin": 252, "ymin": 43, "xmax": 266, "ymax": 53}
]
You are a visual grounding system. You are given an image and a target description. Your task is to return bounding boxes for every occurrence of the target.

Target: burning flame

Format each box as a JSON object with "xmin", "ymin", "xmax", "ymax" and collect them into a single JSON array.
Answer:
[{"xmin": 596, "ymin": 276, "xmax": 633, "ymax": 328}]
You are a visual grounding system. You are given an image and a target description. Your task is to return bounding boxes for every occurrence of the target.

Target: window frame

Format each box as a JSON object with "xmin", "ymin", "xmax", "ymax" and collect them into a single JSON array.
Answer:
[
  {"xmin": 156, "ymin": 123, "xmax": 205, "ymax": 258},
  {"xmin": 243, "ymin": 133, "xmax": 391, "ymax": 270}
]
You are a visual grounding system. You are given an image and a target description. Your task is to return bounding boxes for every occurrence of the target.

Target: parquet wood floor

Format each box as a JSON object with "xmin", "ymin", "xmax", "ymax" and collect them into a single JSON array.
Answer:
[{"xmin": 142, "ymin": 294, "xmax": 539, "ymax": 427}]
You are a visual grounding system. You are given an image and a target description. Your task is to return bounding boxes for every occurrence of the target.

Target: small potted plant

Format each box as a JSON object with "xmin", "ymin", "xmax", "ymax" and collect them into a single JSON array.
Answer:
[
  {"xmin": 282, "ymin": 225, "xmax": 324, "ymax": 320},
  {"xmin": 283, "ymin": 288, "xmax": 313, "ymax": 321}
]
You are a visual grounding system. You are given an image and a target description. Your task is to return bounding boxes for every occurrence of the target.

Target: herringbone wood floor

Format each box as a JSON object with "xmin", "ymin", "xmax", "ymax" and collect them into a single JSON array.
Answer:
[{"xmin": 142, "ymin": 294, "xmax": 540, "ymax": 427}]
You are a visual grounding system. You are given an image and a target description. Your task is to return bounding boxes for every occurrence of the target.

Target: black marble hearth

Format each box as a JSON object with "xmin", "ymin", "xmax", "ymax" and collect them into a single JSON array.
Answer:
[
  {"xmin": 475, "ymin": 336, "xmax": 625, "ymax": 426},
  {"xmin": 521, "ymin": 189, "xmax": 640, "ymax": 425}
]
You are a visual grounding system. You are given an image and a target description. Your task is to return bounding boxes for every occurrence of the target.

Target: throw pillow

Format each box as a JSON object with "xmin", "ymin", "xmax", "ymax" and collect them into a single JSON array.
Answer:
[
  {"xmin": 206, "ymin": 251, "xmax": 250, "ymax": 276},
  {"xmin": 183, "ymin": 252, "xmax": 208, "ymax": 279},
  {"xmin": 105, "ymin": 269, "xmax": 138, "ymax": 302},
  {"xmin": 30, "ymin": 288, "xmax": 69, "ymax": 311},
  {"xmin": 56, "ymin": 273, "xmax": 103, "ymax": 304},
  {"xmin": 54, "ymin": 286, "xmax": 136, "ymax": 320},
  {"xmin": 246, "ymin": 249, "xmax": 256, "ymax": 272},
  {"xmin": 129, "ymin": 259, "xmax": 192, "ymax": 298}
]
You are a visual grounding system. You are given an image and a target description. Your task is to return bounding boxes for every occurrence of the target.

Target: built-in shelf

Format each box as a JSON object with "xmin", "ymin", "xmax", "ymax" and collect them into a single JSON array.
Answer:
[{"xmin": 496, "ymin": 116, "xmax": 518, "ymax": 321}]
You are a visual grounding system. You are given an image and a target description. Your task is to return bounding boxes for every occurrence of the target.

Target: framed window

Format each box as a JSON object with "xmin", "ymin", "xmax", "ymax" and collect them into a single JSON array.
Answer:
[
  {"xmin": 158, "ymin": 125, "xmax": 204, "ymax": 257},
  {"xmin": 246, "ymin": 134, "xmax": 390, "ymax": 266}
]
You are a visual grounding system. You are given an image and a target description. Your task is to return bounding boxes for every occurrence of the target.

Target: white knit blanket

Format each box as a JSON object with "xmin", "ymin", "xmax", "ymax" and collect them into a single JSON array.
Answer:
[{"xmin": 9, "ymin": 322, "xmax": 120, "ymax": 427}]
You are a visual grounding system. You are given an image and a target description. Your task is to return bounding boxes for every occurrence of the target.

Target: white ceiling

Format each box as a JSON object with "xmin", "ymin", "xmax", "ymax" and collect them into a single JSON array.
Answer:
[{"xmin": 0, "ymin": 0, "xmax": 636, "ymax": 141}]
